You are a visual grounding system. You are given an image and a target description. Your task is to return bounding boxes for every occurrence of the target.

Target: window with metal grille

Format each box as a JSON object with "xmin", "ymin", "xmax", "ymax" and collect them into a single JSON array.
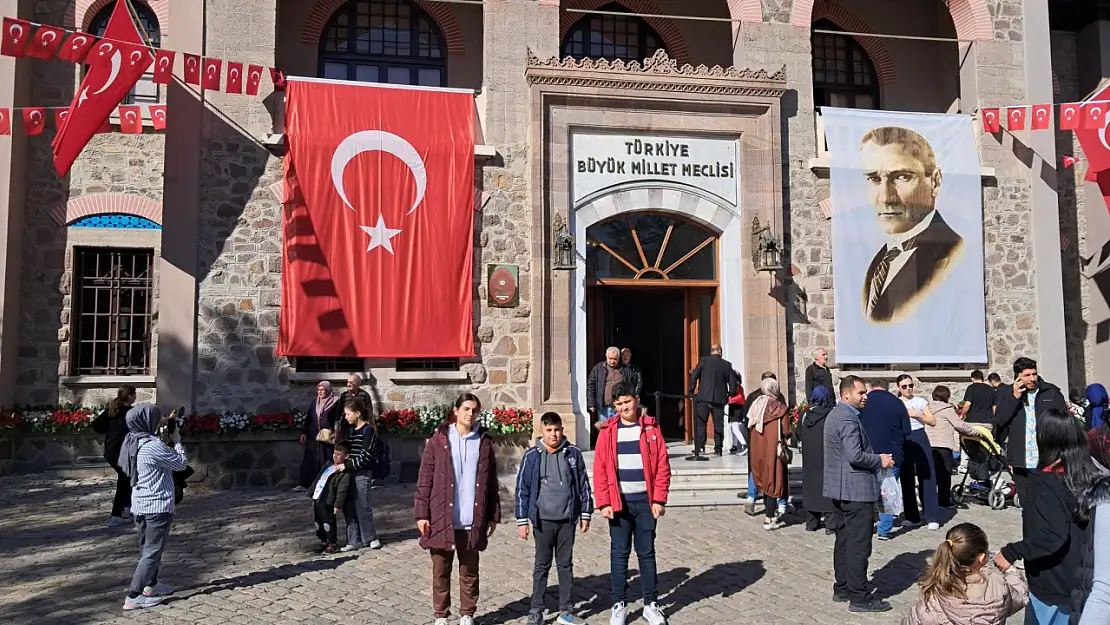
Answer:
[
  {"xmin": 562, "ymin": 2, "xmax": 665, "ymax": 63},
  {"xmin": 293, "ymin": 357, "xmax": 365, "ymax": 372},
  {"xmin": 811, "ymin": 20, "xmax": 879, "ymax": 111},
  {"xmin": 396, "ymin": 357, "xmax": 460, "ymax": 372},
  {"xmin": 318, "ymin": 0, "xmax": 446, "ymax": 87},
  {"xmin": 88, "ymin": 2, "xmax": 162, "ymax": 105},
  {"xmin": 72, "ymin": 247, "xmax": 155, "ymax": 375}
]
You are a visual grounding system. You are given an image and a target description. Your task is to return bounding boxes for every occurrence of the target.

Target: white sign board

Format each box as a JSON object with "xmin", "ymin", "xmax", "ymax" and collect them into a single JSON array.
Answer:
[{"xmin": 571, "ymin": 133, "xmax": 739, "ymax": 208}]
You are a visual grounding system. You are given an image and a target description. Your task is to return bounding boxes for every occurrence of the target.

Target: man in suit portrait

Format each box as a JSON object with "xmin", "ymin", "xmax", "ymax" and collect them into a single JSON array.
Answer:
[{"xmin": 858, "ymin": 126, "xmax": 964, "ymax": 324}]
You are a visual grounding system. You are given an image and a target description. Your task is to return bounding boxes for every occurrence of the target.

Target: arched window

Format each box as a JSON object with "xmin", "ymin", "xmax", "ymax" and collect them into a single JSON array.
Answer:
[
  {"xmin": 318, "ymin": 0, "xmax": 446, "ymax": 87},
  {"xmin": 811, "ymin": 20, "xmax": 879, "ymax": 110},
  {"xmin": 587, "ymin": 212, "xmax": 717, "ymax": 283},
  {"xmin": 89, "ymin": 1, "xmax": 161, "ymax": 105},
  {"xmin": 561, "ymin": 2, "xmax": 666, "ymax": 63}
]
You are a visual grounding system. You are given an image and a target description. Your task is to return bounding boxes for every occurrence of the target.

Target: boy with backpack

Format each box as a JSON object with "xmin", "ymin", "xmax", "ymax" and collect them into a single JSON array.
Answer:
[{"xmin": 515, "ymin": 412, "xmax": 593, "ymax": 625}]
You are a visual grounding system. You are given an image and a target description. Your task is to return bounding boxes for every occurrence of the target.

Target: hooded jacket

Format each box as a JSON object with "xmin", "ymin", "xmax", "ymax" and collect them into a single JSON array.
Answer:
[
  {"xmin": 901, "ymin": 567, "xmax": 1028, "ymax": 625},
  {"xmin": 1084, "ymin": 384, "xmax": 1108, "ymax": 431},
  {"xmin": 514, "ymin": 436, "xmax": 593, "ymax": 526},
  {"xmin": 592, "ymin": 415, "xmax": 671, "ymax": 514},
  {"xmin": 993, "ymin": 378, "xmax": 1068, "ymax": 468}
]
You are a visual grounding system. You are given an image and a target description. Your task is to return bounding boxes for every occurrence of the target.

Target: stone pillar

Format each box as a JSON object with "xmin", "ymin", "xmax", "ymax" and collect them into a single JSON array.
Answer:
[
  {"xmin": 1023, "ymin": 0, "xmax": 1068, "ymax": 386},
  {"xmin": 156, "ymin": 0, "xmax": 205, "ymax": 411},
  {"xmin": 0, "ymin": 0, "xmax": 31, "ymax": 407}
]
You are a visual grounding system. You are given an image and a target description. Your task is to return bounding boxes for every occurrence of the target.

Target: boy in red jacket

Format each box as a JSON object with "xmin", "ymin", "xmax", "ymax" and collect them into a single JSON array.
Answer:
[{"xmin": 593, "ymin": 380, "xmax": 672, "ymax": 625}]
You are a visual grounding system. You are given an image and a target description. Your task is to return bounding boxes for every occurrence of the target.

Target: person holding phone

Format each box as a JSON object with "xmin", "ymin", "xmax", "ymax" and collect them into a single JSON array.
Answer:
[{"xmin": 993, "ymin": 357, "xmax": 1067, "ymax": 503}]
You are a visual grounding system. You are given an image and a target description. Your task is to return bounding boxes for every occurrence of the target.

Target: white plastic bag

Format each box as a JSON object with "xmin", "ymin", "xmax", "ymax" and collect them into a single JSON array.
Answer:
[{"xmin": 878, "ymin": 468, "xmax": 904, "ymax": 517}]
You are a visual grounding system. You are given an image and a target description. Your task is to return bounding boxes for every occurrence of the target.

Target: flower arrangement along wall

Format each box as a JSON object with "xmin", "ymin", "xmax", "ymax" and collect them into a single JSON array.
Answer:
[{"xmin": 376, "ymin": 406, "xmax": 534, "ymax": 437}]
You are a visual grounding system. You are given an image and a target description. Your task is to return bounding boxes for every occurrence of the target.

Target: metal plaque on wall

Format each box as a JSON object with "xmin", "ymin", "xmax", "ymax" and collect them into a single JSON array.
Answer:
[{"xmin": 487, "ymin": 264, "xmax": 519, "ymax": 308}]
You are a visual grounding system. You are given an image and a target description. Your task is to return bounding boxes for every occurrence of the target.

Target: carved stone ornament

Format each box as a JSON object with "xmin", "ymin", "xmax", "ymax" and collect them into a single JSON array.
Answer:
[{"xmin": 525, "ymin": 48, "xmax": 787, "ymax": 97}]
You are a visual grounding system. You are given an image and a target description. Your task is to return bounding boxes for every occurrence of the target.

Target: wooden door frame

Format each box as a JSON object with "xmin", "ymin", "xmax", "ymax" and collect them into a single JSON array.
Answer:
[{"xmin": 684, "ymin": 287, "xmax": 721, "ymax": 444}]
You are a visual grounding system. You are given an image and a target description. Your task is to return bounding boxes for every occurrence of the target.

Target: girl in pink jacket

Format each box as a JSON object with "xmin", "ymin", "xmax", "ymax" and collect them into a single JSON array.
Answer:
[{"xmin": 903, "ymin": 523, "xmax": 1028, "ymax": 625}]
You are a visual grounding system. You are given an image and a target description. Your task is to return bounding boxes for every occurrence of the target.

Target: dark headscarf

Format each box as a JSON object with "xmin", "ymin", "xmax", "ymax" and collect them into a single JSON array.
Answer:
[
  {"xmin": 1085, "ymin": 384, "xmax": 1108, "ymax": 430},
  {"xmin": 118, "ymin": 403, "xmax": 162, "ymax": 487},
  {"xmin": 809, "ymin": 386, "xmax": 833, "ymax": 409}
]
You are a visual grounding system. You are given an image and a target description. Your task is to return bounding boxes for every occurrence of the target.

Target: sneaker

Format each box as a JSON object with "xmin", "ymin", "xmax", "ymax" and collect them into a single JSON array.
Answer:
[
  {"xmin": 876, "ymin": 533, "xmax": 892, "ymax": 541},
  {"xmin": 340, "ymin": 544, "xmax": 361, "ymax": 552},
  {"xmin": 323, "ymin": 544, "xmax": 337, "ymax": 554},
  {"xmin": 122, "ymin": 595, "xmax": 164, "ymax": 611},
  {"xmin": 832, "ymin": 592, "xmax": 850, "ymax": 603},
  {"xmin": 762, "ymin": 518, "xmax": 785, "ymax": 531},
  {"xmin": 643, "ymin": 602, "xmax": 667, "ymax": 625},
  {"xmin": 434, "ymin": 619, "xmax": 449, "ymax": 625},
  {"xmin": 142, "ymin": 582, "xmax": 174, "ymax": 597},
  {"xmin": 848, "ymin": 598, "xmax": 892, "ymax": 613},
  {"xmin": 526, "ymin": 611, "xmax": 544, "ymax": 625},
  {"xmin": 742, "ymin": 500, "xmax": 757, "ymax": 516},
  {"xmin": 737, "ymin": 445, "xmax": 748, "ymax": 456},
  {"xmin": 558, "ymin": 611, "xmax": 588, "ymax": 625},
  {"xmin": 290, "ymin": 485, "xmax": 307, "ymax": 493},
  {"xmin": 901, "ymin": 520, "xmax": 921, "ymax": 528},
  {"xmin": 368, "ymin": 540, "xmax": 382, "ymax": 549},
  {"xmin": 107, "ymin": 516, "xmax": 130, "ymax": 528},
  {"xmin": 460, "ymin": 617, "xmax": 475, "ymax": 625},
  {"xmin": 927, "ymin": 522, "xmax": 941, "ymax": 531},
  {"xmin": 609, "ymin": 601, "xmax": 627, "ymax": 625}
]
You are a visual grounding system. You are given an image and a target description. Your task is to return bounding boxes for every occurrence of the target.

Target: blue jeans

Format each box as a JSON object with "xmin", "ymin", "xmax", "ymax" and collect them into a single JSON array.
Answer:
[
  {"xmin": 609, "ymin": 500, "xmax": 658, "ymax": 604},
  {"xmin": 877, "ymin": 466, "xmax": 901, "ymax": 537},
  {"xmin": 747, "ymin": 473, "xmax": 787, "ymax": 507},
  {"xmin": 1026, "ymin": 592, "xmax": 1070, "ymax": 624},
  {"xmin": 129, "ymin": 513, "xmax": 173, "ymax": 595}
]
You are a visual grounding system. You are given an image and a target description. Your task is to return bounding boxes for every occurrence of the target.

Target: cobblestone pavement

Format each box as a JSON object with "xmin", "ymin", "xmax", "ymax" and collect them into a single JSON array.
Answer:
[{"xmin": 0, "ymin": 474, "xmax": 1025, "ymax": 625}]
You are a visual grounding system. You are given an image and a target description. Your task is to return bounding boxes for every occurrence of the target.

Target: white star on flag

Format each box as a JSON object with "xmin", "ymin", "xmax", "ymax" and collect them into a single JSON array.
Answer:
[{"xmin": 360, "ymin": 215, "xmax": 402, "ymax": 253}]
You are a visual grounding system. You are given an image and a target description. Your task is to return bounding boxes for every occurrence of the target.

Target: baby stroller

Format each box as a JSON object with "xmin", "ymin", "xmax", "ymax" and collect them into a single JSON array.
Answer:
[{"xmin": 950, "ymin": 425, "xmax": 1018, "ymax": 510}]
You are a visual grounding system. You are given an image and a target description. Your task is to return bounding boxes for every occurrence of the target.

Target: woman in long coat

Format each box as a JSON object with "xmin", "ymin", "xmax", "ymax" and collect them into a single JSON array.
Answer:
[
  {"xmin": 748, "ymin": 376, "xmax": 793, "ymax": 530},
  {"xmin": 299, "ymin": 381, "xmax": 341, "ymax": 488},
  {"xmin": 798, "ymin": 387, "xmax": 834, "ymax": 532}
]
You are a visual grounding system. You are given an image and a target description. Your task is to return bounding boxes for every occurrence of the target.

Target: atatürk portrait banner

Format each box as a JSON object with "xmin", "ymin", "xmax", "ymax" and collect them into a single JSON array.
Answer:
[{"xmin": 823, "ymin": 108, "xmax": 987, "ymax": 364}]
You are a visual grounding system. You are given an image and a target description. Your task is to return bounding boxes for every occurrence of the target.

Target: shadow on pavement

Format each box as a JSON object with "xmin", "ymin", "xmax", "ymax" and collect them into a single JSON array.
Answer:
[{"xmin": 871, "ymin": 549, "xmax": 932, "ymax": 600}]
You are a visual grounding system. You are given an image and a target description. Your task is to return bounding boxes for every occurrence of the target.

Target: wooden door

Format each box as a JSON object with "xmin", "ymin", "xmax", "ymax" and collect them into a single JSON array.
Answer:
[{"xmin": 684, "ymin": 287, "xmax": 721, "ymax": 444}]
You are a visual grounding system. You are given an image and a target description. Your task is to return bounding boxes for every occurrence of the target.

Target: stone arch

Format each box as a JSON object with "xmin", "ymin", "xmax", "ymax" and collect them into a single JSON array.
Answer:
[
  {"xmin": 810, "ymin": 0, "xmax": 897, "ymax": 86},
  {"xmin": 560, "ymin": 0, "xmax": 690, "ymax": 66},
  {"xmin": 51, "ymin": 193, "xmax": 162, "ymax": 226},
  {"xmin": 300, "ymin": 0, "xmax": 465, "ymax": 55},
  {"xmin": 575, "ymin": 185, "xmax": 737, "ymax": 233},
  {"xmin": 792, "ymin": 0, "xmax": 993, "ymax": 42},
  {"xmin": 73, "ymin": 0, "xmax": 170, "ymax": 38}
]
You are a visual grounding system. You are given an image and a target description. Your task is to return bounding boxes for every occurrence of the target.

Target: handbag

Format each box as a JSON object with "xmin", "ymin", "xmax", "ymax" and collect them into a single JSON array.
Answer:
[
  {"xmin": 777, "ymin": 417, "xmax": 793, "ymax": 464},
  {"xmin": 316, "ymin": 428, "xmax": 335, "ymax": 444}
]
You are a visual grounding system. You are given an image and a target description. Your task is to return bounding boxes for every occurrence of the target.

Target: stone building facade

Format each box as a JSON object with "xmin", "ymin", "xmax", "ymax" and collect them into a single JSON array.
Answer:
[{"xmin": 0, "ymin": 0, "xmax": 1105, "ymax": 447}]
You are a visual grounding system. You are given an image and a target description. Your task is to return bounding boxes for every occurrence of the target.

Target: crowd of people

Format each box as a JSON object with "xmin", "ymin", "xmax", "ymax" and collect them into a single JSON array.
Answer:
[{"xmin": 86, "ymin": 353, "xmax": 1110, "ymax": 625}]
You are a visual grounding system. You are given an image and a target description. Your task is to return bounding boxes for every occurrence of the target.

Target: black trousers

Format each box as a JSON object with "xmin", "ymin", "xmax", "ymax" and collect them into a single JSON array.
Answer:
[
  {"xmin": 314, "ymin": 498, "xmax": 338, "ymax": 545},
  {"xmin": 900, "ymin": 430, "xmax": 939, "ymax": 524},
  {"xmin": 530, "ymin": 519, "xmax": 576, "ymax": 614},
  {"xmin": 109, "ymin": 462, "xmax": 132, "ymax": 517},
  {"xmin": 932, "ymin": 447, "xmax": 956, "ymax": 507},
  {"xmin": 831, "ymin": 500, "xmax": 874, "ymax": 603},
  {"xmin": 1013, "ymin": 467, "xmax": 1031, "ymax": 504},
  {"xmin": 694, "ymin": 401, "xmax": 724, "ymax": 454}
]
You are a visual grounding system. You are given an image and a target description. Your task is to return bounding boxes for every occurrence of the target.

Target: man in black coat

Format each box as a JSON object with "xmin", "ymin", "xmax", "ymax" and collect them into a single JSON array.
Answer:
[
  {"xmin": 859, "ymin": 380, "xmax": 912, "ymax": 540},
  {"xmin": 805, "ymin": 348, "xmax": 835, "ymax": 399},
  {"xmin": 993, "ymin": 356, "xmax": 1068, "ymax": 503},
  {"xmin": 620, "ymin": 348, "xmax": 643, "ymax": 398},
  {"xmin": 687, "ymin": 344, "xmax": 737, "ymax": 460},
  {"xmin": 338, "ymin": 374, "xmax": 373, "ymax": 442},
  {"xmin": 586, "ymin": 347, "xmax": 632, "ymax": 429}
]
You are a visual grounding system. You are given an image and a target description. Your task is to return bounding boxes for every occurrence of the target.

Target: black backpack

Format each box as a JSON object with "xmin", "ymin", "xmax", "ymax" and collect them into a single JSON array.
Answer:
[{"xmin": 371, "ymin": 435, "xmax": 391, "ymax": 480}]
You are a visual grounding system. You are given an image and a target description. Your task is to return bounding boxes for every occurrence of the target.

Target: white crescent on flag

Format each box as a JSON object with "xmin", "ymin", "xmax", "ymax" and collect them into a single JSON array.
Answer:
[
  {"xmin": 9, "ymin": 23, "xmax": 21, "ymax": 43},
  {"xmin": 330, "ymin": 130, "xmax": 427, "ymax": 216},
  {"xmin": 40, "ymin": 30, "xmax": 56, "ymax": 45},
  {"xmin": 70, "ymin": 35, "xmax": 86, "ymax": 50},
  {"xmin": 91, "ymin": 50, "xmax": 122, "ymax": 96}
]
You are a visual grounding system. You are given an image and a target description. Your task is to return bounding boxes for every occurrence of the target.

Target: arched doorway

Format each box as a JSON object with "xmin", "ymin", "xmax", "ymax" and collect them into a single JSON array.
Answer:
[{"xmin": 585, "ymin": 211, "xmax": 720, "ymax": 443}]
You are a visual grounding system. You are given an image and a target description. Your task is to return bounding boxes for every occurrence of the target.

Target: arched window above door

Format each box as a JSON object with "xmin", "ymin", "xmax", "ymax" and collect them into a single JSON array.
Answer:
[
  {"xmin": 561, "ymin": 3, "xmax": 666, "ymax": 63},
  {"xmin": 811, "ymin": 19, "xmax": 879, "ymax": 110},
  {"xmin": 89, "ymin": 1, "xmax": 161, "ymax": 104},
  {"xmin": 587, "ymin": 212, "xmax": 717, "ymax": 283},
  {"xmin": 318, "ymin": 0, "xmax": 446, "ymax": 87}
]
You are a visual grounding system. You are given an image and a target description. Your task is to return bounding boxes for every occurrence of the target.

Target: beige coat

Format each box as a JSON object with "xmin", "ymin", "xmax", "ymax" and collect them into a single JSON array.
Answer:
[
  {"xmin": 925, "ymin": 401, "xmax": 979, "ymax": 451},
  {"xmin": 902, "ymin": 567, "xmax": 1028, "ymax": 625}
]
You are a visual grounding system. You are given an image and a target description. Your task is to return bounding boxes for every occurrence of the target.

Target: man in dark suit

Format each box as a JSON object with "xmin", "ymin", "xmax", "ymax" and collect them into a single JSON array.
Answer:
[
  {"xmin": 859, "ymin": 379, "xmax": 912, "ymax": 540},
  {"xmin": 858, "ymin": 127, "xmax": 965, "ymax": 324},
  {"xmin": 687, "ymin": 344, "xmax": 737, "ymax": 460},
  {"xmin": 824, "ymin": 376, "xmax": 894, "ymax": 614}
]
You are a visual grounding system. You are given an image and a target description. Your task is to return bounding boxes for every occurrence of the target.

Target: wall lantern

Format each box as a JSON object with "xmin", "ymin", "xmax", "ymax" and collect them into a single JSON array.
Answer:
[
  {"xmin": 552, "ymin": 213, "xmax": 576, "ymax": 270},
  {"xmin": 751, "ymin": 216, "xmax": 784, "ymax": 273}
]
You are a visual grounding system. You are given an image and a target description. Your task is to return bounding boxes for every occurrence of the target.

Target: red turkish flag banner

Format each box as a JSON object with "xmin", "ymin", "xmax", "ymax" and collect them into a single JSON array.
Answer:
[
  {"xmin": 1061, "ymin": 103, "xmax": 1082, "ymax": 130},
  {"xmin": 246, "ymin": 64, "xmax": 263, "ymax": 95},
  {"xmin": 981, "ymin": 108, "xmax": 1000, "ymax": 133},
  {"xmin": 1031, "ymin": 104, "xmax": 1053, "ymax": 130},
  {"xmin": 0, "ymin": 108, "xmax": 9, "ymax": 135},
  {"xmin": 22, "ymin": 108, "xmax": 44, "ymax": 135},
  {"xmin": 1075, "ymin": 84, "xmax": 1110, "ymax": 176},
  {"xmin": 51, "ymin": 0, "xmax": 153, "ymax": 176},
  {"xmin": 1064, "ymin": 156, "xmax": 1080, "ymax": 169},
  {"xmin": 152, "ymin": 50, "xmax": 174, "ymax": 84},
  {"xmin": 226, "ymin": 61, "xmax": 244, "ymax": 94},
  {"xmin": 1, "ymin": 18, "xmax": 31, "ymax": 57},
  {"xmin": 183, "ymin": 54, "xmax": 201, "ymax": 84},
  {"xmin": 148, "ymin": 104, "xmax": 166, "ymax": 130},
  {"xmin": 270, "ymin": 67, "xmax": 286, "ymax": 90},
  {"xmin": 1007, "ymin": 106, "xmax": 1026, "ymax": 131},
  {"xmin": 202, "ymin": 58, "xmax": 222, "ymax": 90},
  {"xmin": 54, "ymin": 108, "xmax": 69, "ymax": 128},
  {"xmin": 279, "ymin": 80, "xmax": 476, "ymax": 358},
  {"xmin": 57, "ymin": 31, "xmax": 95, "ymax": 62},
  {"xmin": 1086, "ymin": 102, "xmax": 1108, "ymax": 129},
  {"xmin": 26, "ymin": 25, "xmax": 64, "ymax": 60},
  {"xmin": 118, "ymin": 105, "xmax": 142, "ymax": 134}
]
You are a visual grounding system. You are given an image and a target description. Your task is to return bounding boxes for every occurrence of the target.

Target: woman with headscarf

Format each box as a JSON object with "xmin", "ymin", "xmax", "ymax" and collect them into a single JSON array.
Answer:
[
  {"xmin": 798, "ymin": 386, "xmax": 835, "ymax": 532},
  {"xmin": 747, "ymin": 377, "xmax": 793, "ymax": 530},
  {"xmin": 118, "ymin": 403, "xmax": 188, "ymax": 611},
  {"xmin": 1084, "ymin": 384, "xmax": 1108, "ymax": 431},
  {"xmin": 299, "ymin": 381, "xmax": 341, "ymax": 489}
]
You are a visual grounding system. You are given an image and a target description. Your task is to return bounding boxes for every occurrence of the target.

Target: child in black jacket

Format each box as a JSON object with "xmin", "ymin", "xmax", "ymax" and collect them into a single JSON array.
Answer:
[{"xmin": 309, "ymin": 441, "xmax": 353, "ymax": 553}]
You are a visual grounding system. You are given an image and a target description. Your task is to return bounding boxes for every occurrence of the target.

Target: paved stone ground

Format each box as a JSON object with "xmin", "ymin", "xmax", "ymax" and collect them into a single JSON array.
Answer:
[{"xmin": 0, "ymin": 474, "xmax": 1025, "ymax": 625}]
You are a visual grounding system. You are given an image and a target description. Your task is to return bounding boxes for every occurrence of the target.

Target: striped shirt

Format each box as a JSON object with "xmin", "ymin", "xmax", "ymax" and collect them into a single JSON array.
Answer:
[
  {"xmin": 130, "ymin": 439, "xmax": 188, "ymax": 515},
  {"xmin": 616, "ymin": 421, "xmax": 647, "ymax": 502}
]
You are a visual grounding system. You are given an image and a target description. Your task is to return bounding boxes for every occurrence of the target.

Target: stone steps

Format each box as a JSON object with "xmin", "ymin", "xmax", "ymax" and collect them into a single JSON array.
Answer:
[{"xmin": 45, "ymin": 460, "xmax": 116, "ymax": 480}]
